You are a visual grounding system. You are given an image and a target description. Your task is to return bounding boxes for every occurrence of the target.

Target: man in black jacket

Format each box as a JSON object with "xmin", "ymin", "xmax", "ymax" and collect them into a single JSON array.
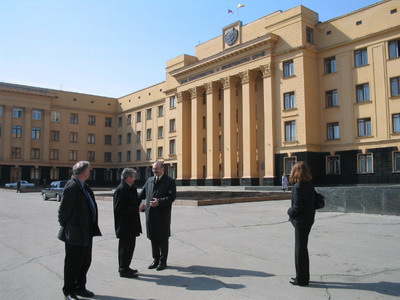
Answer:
[
  {"xmin": 58, "ymin": 161, "xmax": 101, "ymax": 300},
  {"xmin": 113, "ymin": 168, "xmax": 142, "ymax": 278},
  {"xmin": 139, "ymin": 161, "xmax": 176, "ymax": 271}
]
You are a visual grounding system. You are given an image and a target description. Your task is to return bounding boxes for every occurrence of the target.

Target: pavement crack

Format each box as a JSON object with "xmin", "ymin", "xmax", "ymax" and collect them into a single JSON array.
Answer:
[
  {"xmin": 172, "ymin": 235, "xmax": 209, "ymax": 255},
  {"xmin": 202, "ymin": 207, "xmax": 235, "ymax": 227}
]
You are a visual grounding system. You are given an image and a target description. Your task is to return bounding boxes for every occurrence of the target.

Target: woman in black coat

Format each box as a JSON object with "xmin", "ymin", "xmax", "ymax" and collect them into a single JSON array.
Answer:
[{"xmin": 287, "ymin": 162, "xmax": 316, "ymax": 286}]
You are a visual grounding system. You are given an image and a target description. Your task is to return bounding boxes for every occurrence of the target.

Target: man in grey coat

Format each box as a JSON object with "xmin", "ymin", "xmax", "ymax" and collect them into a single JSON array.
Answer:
[{"xmin": 139, "ymin": 161, "xmax": 176, "ymax": 271}]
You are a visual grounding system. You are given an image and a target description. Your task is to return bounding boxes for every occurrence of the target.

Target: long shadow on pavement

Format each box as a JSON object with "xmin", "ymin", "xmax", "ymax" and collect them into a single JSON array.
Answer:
[
  {"xmin": 309, "ymin": 281, "xmax": 400, "ymax": 297},
  {"xmin": 93, "ymin": 296, "xmax": 155, "ymax": 300},
  {"xmin": 170, "ymin": 265, "xmax": 274, "ymax": 278}
]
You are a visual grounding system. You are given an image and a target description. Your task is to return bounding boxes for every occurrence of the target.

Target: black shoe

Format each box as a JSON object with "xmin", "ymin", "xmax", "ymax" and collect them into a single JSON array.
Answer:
[
  {"xmin": 128, "ymin": 268, "xmax": 138, "ymax": 273},
  {"xmin": 120, "ymin": 271, "xmax": 139, "ymax": 278},
  {"xmin": 148, "ymin": 261, "xmax": 159, "ymax": 269},
  {"xmin": 156, "ymin": 262, "xmax": 167, "ymax": 271},
  {"xmin": 76, "ymin": 288, "xmax": 94, "ymax": 297},
  {"xmin": 64, "ymin": 294, "xmax": 79, "ymax": 300},
  {"xmin": 290, "ymin": 280, "xmax": 309, "ymax": 286}
]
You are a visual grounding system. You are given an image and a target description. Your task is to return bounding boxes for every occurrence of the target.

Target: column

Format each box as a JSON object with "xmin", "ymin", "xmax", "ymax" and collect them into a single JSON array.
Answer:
[
  {"xmin": 260, "ymin": 62, "xmax": 275, "ymax": 185},
  {"xmin": 23, "ymin": 107, "xmax": 32, "ymax": 161},
  {"xmin": 221, "ymin": 76, "xmax": 239, "ymax": 185},
  {"xmin": 240, "ymin": 70, "xmax": 258, "ymax": 185},
  {"xmin": 3, "ymin": 105, "xmax": 12, "ymax": 160},
  {"xmin": 176, "ymin": 91, "xmax": 191, "ymax": 185},
  {"xmin": 205, "ymin": 82, "xmax": 220, "ymax": 185},
  {"xmin": 190, "ymin": 87, "xmax": 203, "ymax": 185},
  {"xmin": 42, "ymin": 109, "xmax": 51, "ymax": 163}
]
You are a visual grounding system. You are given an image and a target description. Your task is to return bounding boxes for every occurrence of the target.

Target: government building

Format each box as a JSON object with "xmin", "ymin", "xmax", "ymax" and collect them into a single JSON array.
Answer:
[{"xmin": 1, "ymin": 0, "xmax": 400, "ymax": 186}]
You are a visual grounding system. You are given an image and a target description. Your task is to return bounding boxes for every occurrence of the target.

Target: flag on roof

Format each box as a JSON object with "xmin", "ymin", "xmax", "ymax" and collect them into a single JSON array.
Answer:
[
  {"xmin": 237, "ymin": 4, "xmax": 246, "ymax": 8},
  {"xmin": 228, "ymin": 9, "xmax": 234, "ymax": 14}
]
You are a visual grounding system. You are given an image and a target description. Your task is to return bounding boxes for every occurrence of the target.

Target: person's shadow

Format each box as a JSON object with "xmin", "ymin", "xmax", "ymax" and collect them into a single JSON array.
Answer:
[
  {"xmin": 309, "ymin": 281, "xmax": 400, "ymax": 297},
  {"xmin": 93, "ymin": 296, "xmax": 153, "ymax": 300},
  {"xmin": 135, "ymin": 265, "xmax": 274, "ymax": 291}
]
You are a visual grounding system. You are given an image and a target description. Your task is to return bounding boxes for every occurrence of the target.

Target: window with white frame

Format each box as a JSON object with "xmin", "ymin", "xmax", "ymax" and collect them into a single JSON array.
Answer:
[
  {"xmin": 327, "ymin": 122, "xmax": 340, "ymax": 140},
  {"xmin": 169, "ymin": 119, "xmax": 176, "ymax": 132},
  {"xmin": 87, "ymin": 134, "xmax": 95, "ymax": 144},
  {"xmin": 136, "ymin": 149, "xmax": 141, "ymax": 161},
  {"xmin": 284, "ymin": 157, "xmax": 297, "ymax": 175},
  {"xmin": 32, "ymin": 109, "xmax": 42, "ymax": 120},
  {"xmin": 31, "ymin": 168, "xmax": 41, "ymax": 180},
  {"xmin": 51, "ymin": 111, "xmax": 60, "ymax": 122},
  {"xmin": 157, "ymin": 147, "xmax": 163, "ymax": 158},
  {"xmin": 158, "ymin": 105, "xmax": 164, "ymax": 117},
  {"xmin": 283, "ymin": 60, "xmax": 294, "ymax": 77},
  {"xmin": 51, "ymin": 130, "xmax": 59, "ymax": 141},
  {"xmin": 326, "ymin": 89, "xmax": 338, "ymax": 107},
  {"xmin": 70, "ymin": 132, "xmax": 78, "ymax": 143},
  {"xmin": 170, "ymin": 139, "xmax": 176, "ymax": 155},
  {"xmin": 146, "ymin": 129, "xmax": 152, "ymax": 140},
  {"xmin": 326, "ymin": 156, "xmax": 340, "ymax": 174},
  {"xmin": 12, "ymin": 125, "xmax": 22, "ymax": 138},
  {"xmin": 356, "ymin": 83, "xmax": 370, "ymax": 102},
  {"xmin": 357, "ymin": 118, "xmax": 372, "ymax": 137},
  {"xmin": 158, "ymin": 126, "xmax": 164, "ymax": 138},
  {"xmin": 306, "ymin": 27, "xmax": 314, "ymax": 44},
  {"xmin": 105, "ymin": 135, "xmax": 112, "ymax": 145},
  {"xmin": 88, "ymin": 115, "xmax": 96, "ymax": 125},
  {"xmin": 117, "ymin": 135, "xmax": 122, "ymax": 145},
  {"xmin": 50, "ymin": 149, "xmax": 59, "ymax": 160},
  {"xmin": 11, "ymin": 147, "xmax": 21, "ymax": 158},
  {"xmin": 389, "ymin": 39, "xmax": 400, "ymax": 59},
  {"xmin": 50, "ymin": 168, "xmax": 59, "ymax": 180},
  {"xmin": 105, "ymin": 117, "xmax": 112, "ymax": 127},
  {"xmin": 354, "ymin": 48, "xmax": 368, "ymax": 67},
  {"xmin": 146, "ymin": 108, "xmax": 152, "ymax": 120},
  {"xmin": 31, "ymin": 148, "xmax": 40, "ymax": 159},
  {"xmin": 13, "ymin": 107, "xmax": 23, "ymax": 118},
  {"xmin": 393, "ymin": 113, "xmax": 400, "ymax": 133},
  {"xmin": 31, "ymin": 127, "xmax": 41, "ymax": 139},
  {"xmin": 136, "ymin": 131, "xmax": 141, "ymax": 142},
  {"xmin": 70, "ymin": 113, "xmax": 78, "ymax": 124},
  {"xmin": 324, "ymin": 56, "xmax": 336, "ymax": 74},
  {"xmin": 88, "ymin": 151, "xmax": 95, "ymax": 162},
  {"xmin": 146, "ymin": 148, "xmax": 152, "ymax": 160},
  {"xmin": 69, "ymin": 150, "xmax": 78, "ymax": 161},
  {"xmin": 136, "ymin": 112, "xmax": 141, "ymax": 123},
  {"xmin": 170, "ymin": 96, "xmax": 176, "ymax": 109},
  {"xmin": 393, "ymin": 152, "xmax": 400, "ymax": 172},
  {"xmin": 284, "ymin": 92, "xmax": 296, "ymax": 109},
  {"xmin": 358, "ymin": 153, "xmax": 373, "ymax": 173},
  {"xmin": 390, "ymin": 77, "xmax": 400, "ymax": 97},
  {"xmin": 285, "ymin": 120, "xmax": 296, "ymax": 141}
]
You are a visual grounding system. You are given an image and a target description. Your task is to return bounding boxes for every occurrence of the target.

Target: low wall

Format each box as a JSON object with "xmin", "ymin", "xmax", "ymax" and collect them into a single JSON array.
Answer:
[{"xmin": 316, "ymin": 185, "xmax": 400, "ymax": 216}]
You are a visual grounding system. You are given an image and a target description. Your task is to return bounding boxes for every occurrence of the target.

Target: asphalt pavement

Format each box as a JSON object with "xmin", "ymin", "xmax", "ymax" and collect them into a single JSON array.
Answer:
[{"xmin": 0, "ymin": 189, "xmax": 399, "ymax": 300}]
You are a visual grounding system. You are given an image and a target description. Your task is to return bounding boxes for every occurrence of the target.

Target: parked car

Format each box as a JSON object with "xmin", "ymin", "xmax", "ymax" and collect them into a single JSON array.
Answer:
[
  {"xmin": 5, "ymin": 180, "xmax": 35, "ymax": 189},
  {"xmin": 41, "ymin": 180, "xmax": 68, "ymax": 201}
]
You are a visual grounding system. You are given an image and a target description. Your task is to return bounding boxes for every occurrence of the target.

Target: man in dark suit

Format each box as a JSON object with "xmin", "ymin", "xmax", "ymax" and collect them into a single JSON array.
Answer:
[
  {"xmin": 113, "ymin": 168, "xmax": 142, "ymax": 278},
  {"xmin": 58, "ymin": 161, "xmax": 101, "ymax": 300},
  {"xmin": 139, "ymin": 161, "xmax": 176, "ymax": 271}
]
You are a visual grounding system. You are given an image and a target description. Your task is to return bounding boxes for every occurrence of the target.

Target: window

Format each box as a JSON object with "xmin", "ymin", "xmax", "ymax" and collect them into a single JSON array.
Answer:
[
  {"xmin": 326, "ymin": 156, "xmax": 340, "ymax": 175},
  {"xmin": 393, "ymin": 152, "xmax": 400, "ymax": 172},
  {"xmin": 202, "ymin": 93, "xmax": 206, "ymax": 105},
  {"xmin": 104, "ymin": 152, "xmax": 112, "ymax": 162},
  {"xmin": 69, "ymin": 150, "xmax": 78, "ymax": 161},
  {"xmin": 50, "ymin": 149, "xmax": 59, "ymax": 160},
  {"xmin": 51, "ymin": 130, "xmax": 59, "ymax": 141},
  {"xmin": 31, "ymin": 168, "xmax": 41, "ymax": 180},
  {"xmin": 327, "ymin": 122, "xmax": 340, "ymax": 140},
  {"xmin": 358, "ymin": 118, "xmax": 372, "ymax": 137},
  {"xmin": 11, "ymin": 147, "xmax": 21, "ymax": 158},
  {"xmin": 50, "ymin": 168, "xmax": 59, "ymax": 180},
  {"xmin": 127, "ymin": 114, "xmax": 131, "ymax": 125},
  {"xmin": 218, "ymin": 113, "xmax": 222, "ymax": 127},
  {"xmin": 136, "ymin": 131, "xmax": 141, "ymax": 142},
  {"xmin": 356, "ymin": 83, "xmax": 370, "ymax": 102},
  {"xmin": 70, "ymin": 113, "xmax": 78, "ymax": 124},
  {"xmin": 146, "ymin": 129, "xmax": 152, "ymax": 140},
  {"xmin": 158, "ymin": 105, "xmax": 164, "ymax": 117},
  {"xmin": 283, "ymin": 60, "xmax": 294, "ymax": 77},
  {"xmin": 0, "ymin": 105, "xmax": 3, "ymax": 116},
  {"xmin": 136, "ymin": 112, "xmax": 142, "ymax": 123},
  {"xmin": 70, "ymin": 132, "xmax": 78, "ymax": 143},
  {"xmin": 88, "ymin": 151, "xmax": 95, "ymax": 162},
  {"xmin": 218, "ymin": 135, "xmax": 222, "ymax": 152},
  {"xmin": 170, "ymin": 139, "xmax": 176, "ymax": 155},
  {"xmin": 127, "ymin": 151, "xmax": 131, "ymax": 162},
  {"xmin": 218, "ymin": 88, "xmax": 223, "ymax": 100},
  {"xmin": 146, "ymin": 109, "xmax": 152, "ymax": 120},
  {"xmin": 88, "ymin": 134, "xmax": 96, "ymax": 144},
  {"xmin": 157, "ymin": 147, "xmax": 163, "ymax": 158},
  {"xmin": 146, "ymin": 148, "xmax": 152, "ymax": 160},
  {"xmin": 0, "ymin": 125, "xmax": 2, "ymax": 137},
  {"xmin": 358, "ymin": 154, "xmax": 373, "ymax": 173},
  {"xmin": 389, "ymin": 39, "xmax": 400, "ymax": 59},
  {"xmin": 324, "ymin": 56, "xmax": 336, "ymax": 74},
  {"xmin": 127, "ymin": 133, "xmax": 131, "ymax": 144},
  {"xmin": 158, "ymin": 126, "xmax": 164, "ymax": 138},
  {"xmin": 284, "ymin": 92, "xmax": 296, "ymax": 109},
  {"xmin": 306, "ymin": 26, "xmax": 314, "ymax": 44},
  {"xmin": 88, "ymin": 115, "xmax": 96, "ymax": 125},
  {"xmin": 118, "ymin": 152, "xmax": 122, "ymax": 162},
  {"xmin": 32, "ymin": 127, "xmax": 41, "ymax": 139},
  {"xmin": 32, "ymin": 109, "xmax": 42, "ymax": 120},
  {"xmin": 117, "ymin": 135, "xmax": 122, "ymax": 145},
  {"xmin": 326, "ymin": 90, "xmax": 338, "ymax": 107},
  {"xmin": 170, "ymin": 96, "xmax": 177, "ymax": 109},
  {"xmin": 284, "ymin": 157, "xmax": 297, "ymax": 175},
  {"xmin": 12, "ymin": 125, "xmax": 22, "ymax": 138},
  {"xmin": 105, "ymin": 117, "xmax": 112, "ymax": 127},
  {"xmin": 390, "ymin": 77, "xmax": 400, "ymax": 97},
  {"xmin": 354, "ymin": 48, "xmax": 368, "ymax": 67},
  {"xmin": 285, "ymin": 120, "xmax": 296, "ymax": 141},
  {"xmin": 169, "ymin": 119, "xmax": 176, "ymax": 132},
  {"xmin": 31, "ymin": 148, "xmax": 40, "ymax": 159},
  {"xmin": 51, "ymin": 111, "xmax": 60, "ymax": 122},
  {"xmin": 393, "ymin": 114, "xmax": 400, "ymax": 133},
  {"xmin": 203, "ymin": 116, "xmax": 206, "ymax": 129},
  {"xmin": 104, "ymin": 170, "xmax": 113, "ymax": 181},
  {"xmin": 105, "ymin": 135, "xmax": 112, "ymax": 145},
  {"xmin": 202, "ymin": 138, "xmax": 206, "ymax": 154},
  {"xmin": 118, "ymin": 116, "xmax": 123, "ymax": 127},
  {"xmin": 136, "ymin": 149, "xmax": 141, "ymax": 161},
  {"xmin": 13, "ymin": 107, "xmax": 23, "ymax": 118}
]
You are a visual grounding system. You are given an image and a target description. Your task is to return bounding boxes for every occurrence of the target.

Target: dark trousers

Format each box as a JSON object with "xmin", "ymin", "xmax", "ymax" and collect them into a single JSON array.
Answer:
[
  {"xmin": 63, "ymin": 242, "xmax": 92, "ymax": 295},
  {"xmin": 151, "ymin": 238, "xmax": 168, "ymax": 264},
  {"xmin": 294, "ymin": 226, "xmax": 312, "ymax": 284},
  {"xmin": 118, "ymin": 237, "xmax": 136, "ymax": 272}
]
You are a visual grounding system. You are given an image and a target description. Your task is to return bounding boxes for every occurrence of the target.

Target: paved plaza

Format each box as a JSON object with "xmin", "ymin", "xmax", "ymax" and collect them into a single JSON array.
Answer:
[{"xmin": 0, "ymin": 188, "xmax": 399, "ymax": 299}]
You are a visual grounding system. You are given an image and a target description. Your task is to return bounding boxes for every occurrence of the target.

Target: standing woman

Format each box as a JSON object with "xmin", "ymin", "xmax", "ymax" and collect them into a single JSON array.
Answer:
[{"xmin": 287, "ymin": 162, "xmax": 316, "ymax": 286}]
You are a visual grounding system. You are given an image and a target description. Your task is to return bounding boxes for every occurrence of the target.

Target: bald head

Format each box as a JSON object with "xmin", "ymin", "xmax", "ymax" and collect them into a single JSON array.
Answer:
[{"xmin": 152, "ymin": 161, "xmax": 164, "ymax": 177}]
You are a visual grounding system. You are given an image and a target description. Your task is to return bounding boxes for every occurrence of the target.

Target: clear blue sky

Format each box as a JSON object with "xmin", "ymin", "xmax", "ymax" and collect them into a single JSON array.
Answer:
[{"xmin": 0, "ymin": 0, "xmax": 380, "ymax": 98}]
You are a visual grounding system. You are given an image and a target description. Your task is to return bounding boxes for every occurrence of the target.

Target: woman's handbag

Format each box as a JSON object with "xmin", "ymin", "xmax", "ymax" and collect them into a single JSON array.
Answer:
[{"xmin": 315, "ymin": 191, "xmax": 325, "ymax": 209}]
